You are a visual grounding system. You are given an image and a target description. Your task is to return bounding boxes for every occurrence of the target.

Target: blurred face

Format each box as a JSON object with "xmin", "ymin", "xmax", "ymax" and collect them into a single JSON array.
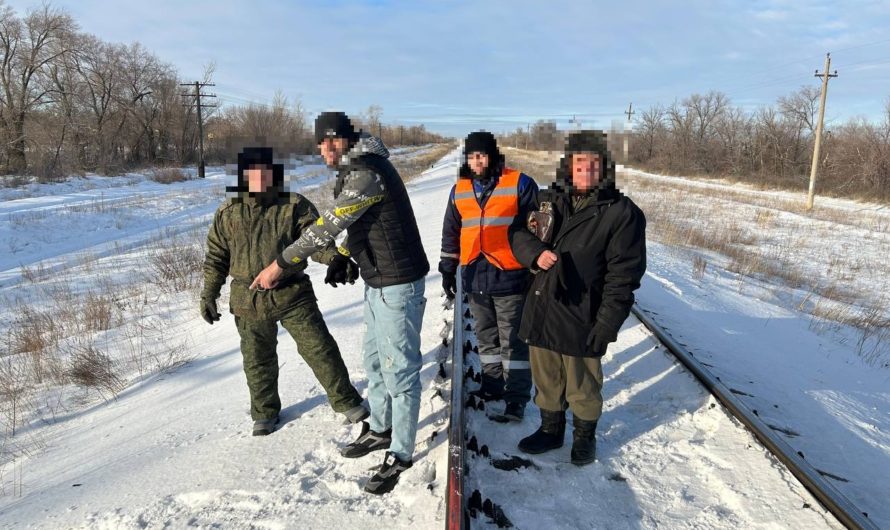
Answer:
[
  {"xmin": 467, "ymin": 151, "xmax": 489, "ymax": 176},
  {"xmin": 246, "ymin": 164, "xmax": 274, "ymax": 193},
  {"xmin": 571, "ymin": 152, "xmax": 601, "ymax": 191},
  {"xmin": 318, "ymin": 137, "xmax": 350, "ymax": 167}
]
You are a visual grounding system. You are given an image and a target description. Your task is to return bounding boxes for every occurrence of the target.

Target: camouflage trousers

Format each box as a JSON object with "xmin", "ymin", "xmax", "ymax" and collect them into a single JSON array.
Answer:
[{"xmin": 234, "ymin": 299, "xmax": 363, "ymax": 421}]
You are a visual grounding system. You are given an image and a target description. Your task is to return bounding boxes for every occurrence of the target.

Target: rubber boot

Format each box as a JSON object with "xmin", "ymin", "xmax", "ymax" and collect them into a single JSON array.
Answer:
[
  {"xmin": 570, "ymin": 417, "xmax": 598, "ymax": 466},
  {"xmin": 517, "ymin": 409, "xmax": 565, "ymax": 454}
]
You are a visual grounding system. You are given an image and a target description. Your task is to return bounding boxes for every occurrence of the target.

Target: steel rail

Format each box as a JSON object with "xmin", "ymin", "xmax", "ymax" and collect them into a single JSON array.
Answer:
[{"xmin": 631, "ymin": 304, "xmax": 877, "ymax": 530}]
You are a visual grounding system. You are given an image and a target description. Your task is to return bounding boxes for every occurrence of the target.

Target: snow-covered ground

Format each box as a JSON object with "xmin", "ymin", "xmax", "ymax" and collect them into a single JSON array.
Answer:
[
  {"xmin": 616, "ymin": 167, "xmax": 890, "ymax": 528},
  {"xmin": 463, "ymin": 312, "xmax": 843, "ymax": 529},
  {"xmin": 636, "ymin": 242, "xmax": 890, "ymax": 528},
  {"xmin": 0, "ymin": 150, "xmax": 458, "ymax": 528},
  {"xmin": 0, "ymin": 147, "xmax": 885, "ymax": 528}
]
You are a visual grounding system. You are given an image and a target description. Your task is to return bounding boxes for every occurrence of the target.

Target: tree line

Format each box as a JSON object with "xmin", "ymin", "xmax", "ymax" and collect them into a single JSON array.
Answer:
[
  {"xmin": 204, "ymin": 100, "xmax": 449, "ymax": 165},
  {"xmin": 629, "ymin": 89, "xmax": 890, "ymax": 202},
  {"xmin": 0, "ymin": 3, "xmax": 448, "ymax": 182}
]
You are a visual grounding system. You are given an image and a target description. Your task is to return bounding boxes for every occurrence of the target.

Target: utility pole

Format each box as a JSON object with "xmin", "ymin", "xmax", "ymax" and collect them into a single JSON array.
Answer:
[
  {"xmin": 180, "ymin": 81, "xmax": 217, "ymax": 178},
  {"xmin": 806, "ymin": 53, "xmax": 837, "ymax": 210},
  {"xmin": 525, "ymin": 123, "xmax": 530, "ymax": 150},
  {"xmin": 623, "ymin": 102, "xmax": 635, "ymax": 162}
]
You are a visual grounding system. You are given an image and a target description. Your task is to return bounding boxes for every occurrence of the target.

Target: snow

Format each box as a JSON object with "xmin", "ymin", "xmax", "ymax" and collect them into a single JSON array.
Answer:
[
  {"xmin": 636, "ymin": 240, "xmax": 890, "ymax": 528},
  {"xmin": 463, "ymin": 312, "xmax": 844, "ymax": 529},
  {"xmin": 0, "ymin": 148, "xmax": 884, "ymax": 529},
  {"xmin": 616, "ymin": 165, "xmax": 890, "ymax": 528}
]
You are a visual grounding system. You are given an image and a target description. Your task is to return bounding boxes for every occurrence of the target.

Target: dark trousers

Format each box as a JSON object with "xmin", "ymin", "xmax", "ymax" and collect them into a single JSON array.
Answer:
[{"xmin": 468, "ymin": 292, "xmax": 532, "ymax": 405}]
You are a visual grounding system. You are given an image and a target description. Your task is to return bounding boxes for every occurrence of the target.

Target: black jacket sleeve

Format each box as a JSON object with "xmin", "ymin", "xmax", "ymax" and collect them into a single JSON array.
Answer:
[
  {"xmin": 595, "ymin": 200, "xmax": 647, "ymax": 333},
  {"xmin": 439, "ymin": 185, "xmax": 461, "ymax": 275},
  {"xmin": 509, "ymin": 182, "xmax": 550, "ymax": 270}
]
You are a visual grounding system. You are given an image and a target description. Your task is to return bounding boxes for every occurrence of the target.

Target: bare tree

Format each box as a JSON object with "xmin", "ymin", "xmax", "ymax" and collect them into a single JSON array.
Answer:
[
  {"xmin": 636, "ymin": 104, "xmax": 665, "ymax": 161},
  {"xmin": 0, "ymin": 3, "xmax": 449, "ymax": 179},
  {"xmin": 0, "ymin": 4, "xmax": 76, "ymax": 173}
]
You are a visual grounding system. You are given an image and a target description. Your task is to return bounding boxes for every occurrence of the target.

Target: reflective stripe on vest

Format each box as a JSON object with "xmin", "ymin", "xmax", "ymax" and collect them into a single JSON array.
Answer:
[{"xmin": 454, "ymin": 168, "xmax": 524, "ymax": 270}]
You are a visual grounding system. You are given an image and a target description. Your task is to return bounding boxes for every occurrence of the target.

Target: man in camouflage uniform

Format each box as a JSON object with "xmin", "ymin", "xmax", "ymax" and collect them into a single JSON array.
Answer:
[{"xmin": 201, "ymin": 146, "xmax": 368, "ymax": 436}]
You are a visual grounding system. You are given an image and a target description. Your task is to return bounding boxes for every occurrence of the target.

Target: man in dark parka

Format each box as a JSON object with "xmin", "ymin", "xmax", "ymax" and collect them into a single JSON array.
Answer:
[{"xmin": 508, "ymin": 130, "xmax": 647, "ymax": 465}]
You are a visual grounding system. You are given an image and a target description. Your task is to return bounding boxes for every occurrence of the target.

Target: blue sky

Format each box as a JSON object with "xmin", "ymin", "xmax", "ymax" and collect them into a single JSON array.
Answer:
[{"xmin": 7, "ymin": 0, "xmax": 890, "ymax": 137}]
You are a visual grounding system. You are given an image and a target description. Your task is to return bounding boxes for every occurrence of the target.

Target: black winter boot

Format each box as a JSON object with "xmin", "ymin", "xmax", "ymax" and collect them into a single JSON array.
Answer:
[
  {"xmin": 469, "ymin": 375, "xmax": 505, "ymax": 402},
  {"xmin": 517, "ymin": 409, "xmax": 565, "ymax": 454},
  {"xmin": 571, "ymin": 418, "xmax": 598, "ymax": 466}
]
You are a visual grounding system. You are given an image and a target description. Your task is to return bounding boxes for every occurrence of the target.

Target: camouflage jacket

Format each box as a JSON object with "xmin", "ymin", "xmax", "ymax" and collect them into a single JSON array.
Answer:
[
  {"xmin": 277, "ymin": 135, "xmax": 390, "ymax": 268},
  {"xmin": 202, "ymin": 193, "xmax": 338, "ymax": 320}
]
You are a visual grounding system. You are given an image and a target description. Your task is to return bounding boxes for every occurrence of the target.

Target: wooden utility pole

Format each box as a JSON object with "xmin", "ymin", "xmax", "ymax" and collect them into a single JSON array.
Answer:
[
  {"xmin": 525, "ymin": 123, "xmax": 530, "ymax": 150},
  {"xmin": 180, "ymin": 82, "xmax": 217, "ymax": 178},
  {"xmin": 806, "ymin": 53, "xmax": 837, "ymax": 210},
  {"xmin": 623, "ymin": 102, "xmax": 635, "ymax": 162}
]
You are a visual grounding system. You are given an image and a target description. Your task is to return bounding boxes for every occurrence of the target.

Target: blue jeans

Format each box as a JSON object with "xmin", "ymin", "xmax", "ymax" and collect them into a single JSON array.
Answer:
[{"xmin": 362, "ymin": 278, "xmax": 426, "ymax": 461}]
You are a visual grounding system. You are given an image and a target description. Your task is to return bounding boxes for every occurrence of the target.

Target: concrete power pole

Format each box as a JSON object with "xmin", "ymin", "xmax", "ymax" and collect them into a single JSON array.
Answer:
[
  {"xmin": 180, "ymin": 82, "xmax": 217, "ymax": 178},
  {"xmin": 624, "ymin": 102, "xmax": 635, "ymax": 163},
  {"xmin": 806, "ymin": 53, "xmax": 838, "ymax": 210}
]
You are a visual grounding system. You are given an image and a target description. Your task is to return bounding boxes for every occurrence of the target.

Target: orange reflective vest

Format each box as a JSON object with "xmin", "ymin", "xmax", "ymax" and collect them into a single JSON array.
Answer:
[{"xmin": 454, "ymin": 168, "xmax": 524, "ymax": 270}]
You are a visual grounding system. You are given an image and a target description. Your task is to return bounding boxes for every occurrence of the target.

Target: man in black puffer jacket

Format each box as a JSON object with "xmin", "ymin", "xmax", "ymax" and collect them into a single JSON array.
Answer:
[
  {"xmin": 509, "ymin": 130, "xmax": 646, "ymax": 466},
  {"xmin": 251, "ymin": 112, "xmax": 429, "ymax": 494}
]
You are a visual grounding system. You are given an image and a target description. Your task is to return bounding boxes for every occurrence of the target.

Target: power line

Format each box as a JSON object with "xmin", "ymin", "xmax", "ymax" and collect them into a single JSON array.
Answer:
[
  {"xmin": 180, "ymin": 81, "xmax": 217, "ymax": 179},
  {"xmin": 807, "ymin": 53, "xmax": 838, "ymax": 211}
]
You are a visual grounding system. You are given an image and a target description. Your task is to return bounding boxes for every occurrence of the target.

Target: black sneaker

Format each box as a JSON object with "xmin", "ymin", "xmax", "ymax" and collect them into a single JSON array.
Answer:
[
  {"xmin": 364, "ymin": 451, "xmax": 413, "ymax": 495},
  {"xmin": 252, "ymin": 416, "xmax": 280, "ymax": 436},
  {"xmin": 341, "ymin": 421, "xmax": 392, "ymax": 458}
]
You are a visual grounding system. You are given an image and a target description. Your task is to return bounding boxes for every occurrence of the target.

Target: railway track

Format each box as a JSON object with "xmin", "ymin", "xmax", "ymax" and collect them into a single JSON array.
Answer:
[{"xmin": 444, "ymin": 272, "xmax": 878, "ymax": 529}]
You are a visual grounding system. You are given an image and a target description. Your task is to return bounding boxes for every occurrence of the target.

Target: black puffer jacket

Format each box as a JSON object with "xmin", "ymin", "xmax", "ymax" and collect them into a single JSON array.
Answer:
[
  {"xmin": 340, "ymin": 151, "xmax": 430, "ymax": 288},
  {"xmin": 278, "ymin": 135, "xmax": 429, "ymax": 288}
]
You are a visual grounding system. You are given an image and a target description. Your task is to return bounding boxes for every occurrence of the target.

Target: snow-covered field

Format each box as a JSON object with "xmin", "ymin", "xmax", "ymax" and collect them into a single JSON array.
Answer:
[
  {"xmin": 0, "ymin": 150, "xmax": 456, "ymax": 528},
  {"xmin": 0, "ymin": 146, "xmax": 886, "ymax": 528},
  {"xmin": 617, "ymin": 167, "xmax": 890, "ymax": 528}
]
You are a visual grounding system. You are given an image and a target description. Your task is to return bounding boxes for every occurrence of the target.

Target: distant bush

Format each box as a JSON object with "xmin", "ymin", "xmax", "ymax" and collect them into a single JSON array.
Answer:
[
  {"xmin": 0, "ymin": 175, "xmax": 31, "ymax": 189},
  {"xmin": 626, "ymin": 89, "xmax": 890, "ymax": 203},
  {"xmin": 148, "ymin": 168, "xmax": 190, "ymax": 184}
]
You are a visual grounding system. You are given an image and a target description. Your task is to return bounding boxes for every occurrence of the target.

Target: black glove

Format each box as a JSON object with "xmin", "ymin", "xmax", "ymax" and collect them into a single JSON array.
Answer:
[
  {"xmin": 201, "ymin": 297, "xmax": 221, "ymax": 325},
  {"xmin": 586, "ymin": 323, "xmax": 617, "ymax": 356},
  {"xmin": 325, "ymin": 254, "xmax": 359, "ymax": 287},
  {"xmin": 438, "ymin": 258, "xmax": 458, "ymax": 300},
  {"xmin": 442, "ymin": 272, "xmax": 457, "ymax": 300}
]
